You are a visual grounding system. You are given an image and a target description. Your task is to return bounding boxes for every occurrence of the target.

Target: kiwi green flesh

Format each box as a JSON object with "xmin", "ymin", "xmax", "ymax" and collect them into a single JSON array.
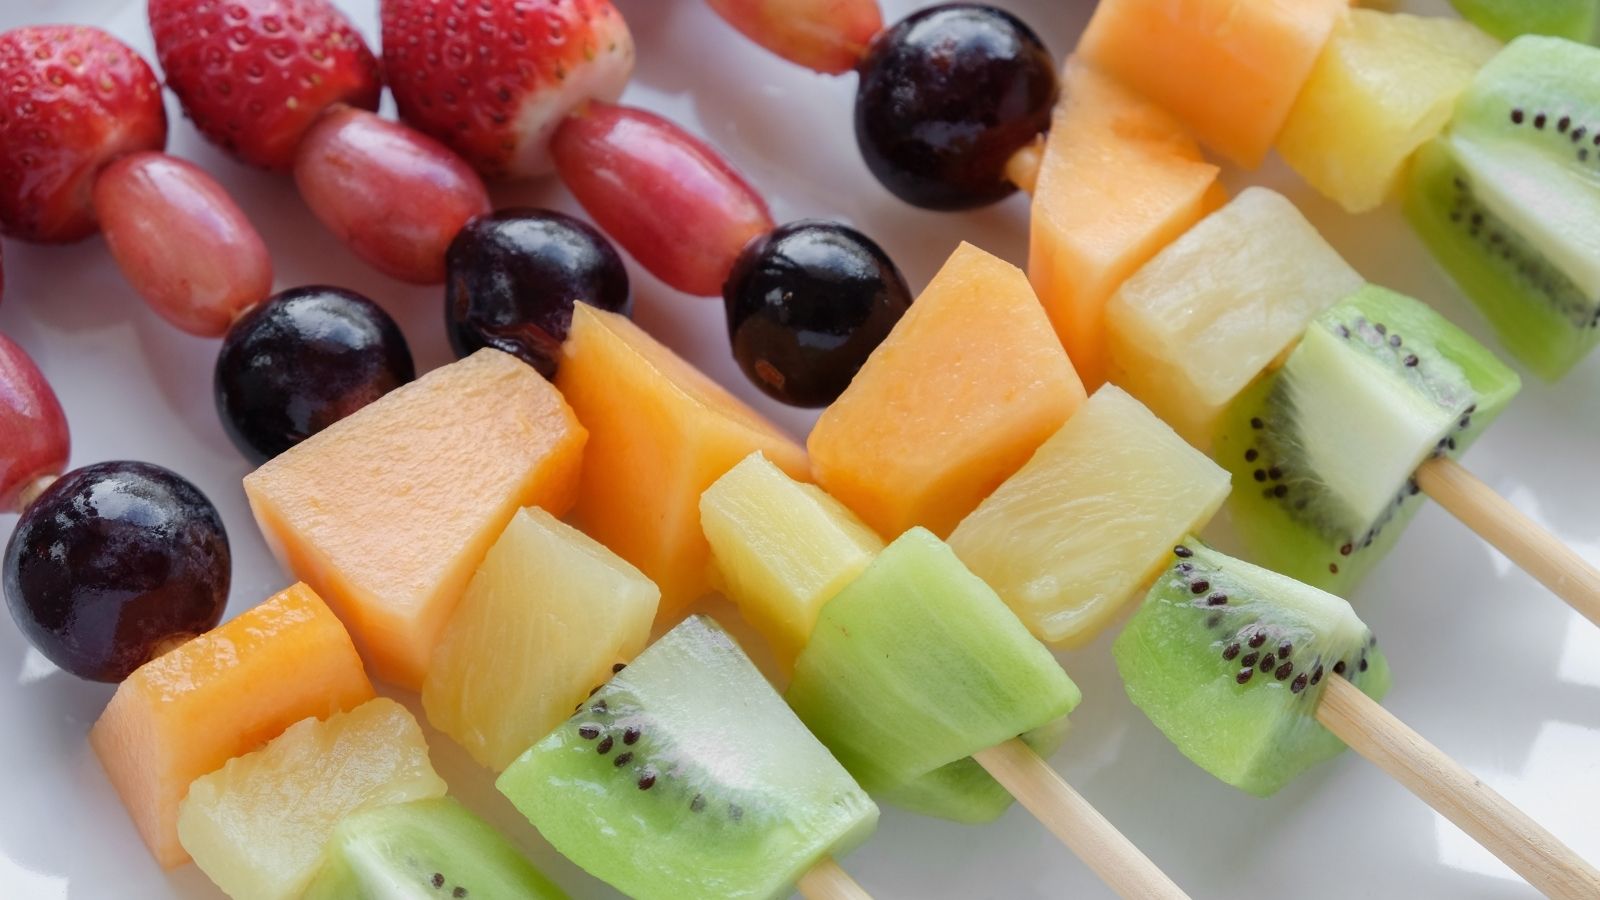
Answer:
[
  {"xmin": 1215, "ymin": 286, "xmax": 1519, "ymax": 594},
  {"xmin": 1413, "ymin": 35, "xmax": 1600, "ymax": 377},
  {"xmin": 786, "ymin": 528, "xmax": 1081, "ymax": 823},
  {"xmin": 497, "ymin": 615, "xmax": 877, "ymax": 900},
  {"xmin": 1113, "ymin": 542, "xmax": 1392, "ymax": 797},
  {"xmin": 1407, "ymin": 139, "xmax": 1600, "ymax": 379},
  {"xmin": 1448, "ymin": 0, "xmax": 1600, "ymax": 44},
  {"xmin": 302, "ymin": 798, "xmax": 566, "ymax": 900}
]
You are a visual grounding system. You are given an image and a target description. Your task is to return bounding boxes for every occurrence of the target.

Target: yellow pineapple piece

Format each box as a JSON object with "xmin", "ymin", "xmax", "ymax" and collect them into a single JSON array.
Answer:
[
  {"xmin": 423, "ymin": 507, "xmax": 659, "ymax": 771},
  {"xmin": 949, "ymin": 386, "xmax": 1229, "ymax": 646},
  {"xmin": 700, "ymin": 452, "xmax": 883, "ymax": 668},
  {"xmin": 177, "ymin": 698, "xmax": 446, "ymax": 900},
  {"xmin": 1278, "ymin": 10, "xmax": 1500, "ymax": 212}
]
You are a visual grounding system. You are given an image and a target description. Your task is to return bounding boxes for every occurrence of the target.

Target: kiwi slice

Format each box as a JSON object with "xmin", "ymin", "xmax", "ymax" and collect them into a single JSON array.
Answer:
[
  {"xmin": 1213, "ymin": 285, "xmax": 1519, "ymax": 594},
  {"xmin": 1405, "ymin": 36, "xmax": 1600, "ymax": 378},
  {"xmin": 786, "ymin": 528, "xmax": 1080, "ymax": 824},
  {"xmin": 1113, "ymin": 542, "xmax": 1392, "ymax": 796},
  {"xmin": 496, "ymin": 615, "xmax": 877, "ymax": 900},
  {"xmin": 302, "ymin": 797, "xmax": 565, "ymax": 899},
  {"xmin": 1448, "ymin": 0, "xmax": 1600, "ymax": 44}
]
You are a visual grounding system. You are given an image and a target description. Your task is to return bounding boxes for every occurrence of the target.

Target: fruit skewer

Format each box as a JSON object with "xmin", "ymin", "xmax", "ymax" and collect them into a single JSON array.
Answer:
[
  {"xmin": 702, "ymin": 0, "xmax": 1600, "ymax": 626},
  {"xmin": 1119, "ymin": 543, "xmax": 1600, "ymax": 898},
  {"xmin": 711, "ymin": 378, "xmax": 1597, "ymax": 894},
  {"xmin": 1095, "ymin": 184, "xmax": 1600, "ymax": 630},
  {"xmin": 239, "ymin": 318, "xmax": 1188, "ymax": 896},
  {"xmin": 702, "ymin": 455, "xmax": 1188, "ymax": 899},
  {"xmin": 746, "ymin": 239, "xmax": 1597, "ymax": 894},
  {"xmin": 410, "ymin": 500, "xmax": 882, "ymax": 898}
]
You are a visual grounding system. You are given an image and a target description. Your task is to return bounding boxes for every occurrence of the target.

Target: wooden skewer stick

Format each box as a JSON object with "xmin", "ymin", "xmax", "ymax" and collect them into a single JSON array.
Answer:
[
  {"xmin": 1004, "ymin": 139, "xmax": 1045, "ymax": 195},
  {"xmin": 974, "ymin": 738, "xmax": 1190, "ymax": 900},
  {"xmin": 1316, "ymin": 674, "xmax": 1600, "ymax": 899},
  {"xmin": 1417, "ymin": 456, "xmax": 1600, "ymax": 628},
  {"xmin": 796, "ymin": 857, "xmax": 871, "ymax": 900}
]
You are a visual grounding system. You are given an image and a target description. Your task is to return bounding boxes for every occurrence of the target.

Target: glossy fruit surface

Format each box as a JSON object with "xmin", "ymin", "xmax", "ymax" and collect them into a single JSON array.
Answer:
[
  {"xmin": 706, "ymin": 0, "xmax": 883, "ymax": 73},
  {"xmin": 446, "ymin": 209, "xmax": 630, "ymax": 378},
  {"xmin": 216, "ymin": 285, "xmax": 415, "ymax": 464},
  {"xmin": 724, "ymin": 219, "xmax": 911, "ymax": 406},
  {"xmin": 0, "ymin": 333, "xmax": 70, "ymax": 512},
  {"xmin": 294, "ymin": 106, "xmax": 491, "ymax": 284},
  {"xmin": 93, "ymin": 153, "xmax": 273, "ymax": 336},
  {"xmin": 4, "ymin": 461, "xmax": 230, "ymax": 682},
  {"xmin": 148, "ymin": 0, "xmax": 381, "ymax": 170},
  {"xmin": 0, "ymin": 25, "xmax": 166, "ymax": 242},
  {"xmin": 855, "ymin": 4, "xmax": 1056, "ymax": 210},
  {"xmin": 553, "ymin": 102, "xmax": 774, "ymax": 296},
  {"xmin": 382, "ymin": 0, "xmax": 635, "ymax": 179}
]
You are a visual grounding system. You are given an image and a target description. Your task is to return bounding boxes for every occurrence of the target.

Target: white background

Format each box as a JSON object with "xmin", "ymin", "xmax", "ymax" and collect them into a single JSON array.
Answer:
[{"xmin": 1, "ymin": 0, "xmax": 1597, "ymax": 897}]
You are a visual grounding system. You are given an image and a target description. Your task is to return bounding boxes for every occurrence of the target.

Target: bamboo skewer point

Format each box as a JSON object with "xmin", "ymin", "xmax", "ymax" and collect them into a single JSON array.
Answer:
[
  {"xmin": 1315, "ymin": 674, "xmax": 1600, "ymax": 899},
  {"xmin": 974, "ymin": 738, "xmax": 1190, "ymax": 900}
]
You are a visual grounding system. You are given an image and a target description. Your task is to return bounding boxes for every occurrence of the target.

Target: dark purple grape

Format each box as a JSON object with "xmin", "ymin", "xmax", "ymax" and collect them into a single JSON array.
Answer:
[
  {"xmin": 854, "ymin": 4, "xmax": 1056, "ymax": 210},
  {"xmin": 215, "ymin": 286, "xmax": 415, "ymax": 464},
  {"xmin": 723, "ymin": 220, "xmax": 911, "ymax": 407},
  {"xmin": 445, "ymin": 209, "xmax": 630, "ymax": 378},
  {"xmin": 3, "ymin": 462, "xmax": 230, "ymax": 682}
]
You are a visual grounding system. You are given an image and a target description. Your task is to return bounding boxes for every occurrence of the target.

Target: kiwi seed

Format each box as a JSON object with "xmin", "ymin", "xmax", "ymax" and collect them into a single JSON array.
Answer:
[
  {"xmin": 578, "ymin": 724, "xmax": 601, "ymax": 740},
  {"xmin": 1174, "ymin": 545, "xmax": 1193, "ymax": 558},
  {"xmin": 1291, "ymin": 673, "xmax": 1309, "ymax": 693},
  {"xmin": 614, "ymin": 752, "xmax": 633, "ymax": 767},
  {"xmin": 1236, "ymin": 668, "xmax": 1253, "ymax": 684},
  {"xmin": 1240, "ymin": 651, "xmax": 1260, "ymax": 668},
  {"xmin": 1275, "ymin": 661, "xmax": 1294, "ymax": 680},
  {"xmin": 1247, "ymin": 631, "xmax": 1267, "ymax": 649},
  {"xmin": 1190, "ymin": 580, "xmax": 1210, "ymax": 594},
  {"xmin": 1222, "ymin": 643, "xmax": 1241, "ymax": 661},
  {"xmin": 690, "ymin": 794, "xmax": 706, "ymax": 813},
  {"xmin": 596, "ymin": 736, "xmax": 614, "ymax": 755},
  {"xmin": 623, "ymin": 725, "xmax": 641, "ymax": 745},
  {"xmin": 638, "ymin": 769, "xmax": 657, "ymax": 790}
]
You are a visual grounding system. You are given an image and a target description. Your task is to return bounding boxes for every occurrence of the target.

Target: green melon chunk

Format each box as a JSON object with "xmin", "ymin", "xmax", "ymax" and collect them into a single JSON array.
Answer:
[
  {"xmin": 304, "ymin": 798, "xmax": 566, "ymax": 900},
  {"xmin": 1449, "ymin": 0, "xmax": 1599, "ymax": 45},
  {"xmin": 1214, "ymin": 285, "xmax": 1519, "ymax": 593},
  {"xmin": 496, "ymin": 615, "xmax": 877, "ymax": 900},
  {"xmin": 786, "ymin": 528, "xmax": 1081, "ymax": 823},
  {"xmin": 1114, "ymin": 542, "xmax": 1391, "ymax": 796}
]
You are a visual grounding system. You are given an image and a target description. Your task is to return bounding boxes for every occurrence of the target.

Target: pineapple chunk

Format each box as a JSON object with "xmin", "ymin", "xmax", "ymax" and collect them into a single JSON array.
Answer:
[
  {"xmin": 700, "ymin": 452, "xmax": 883, "ymax": 668},
  {"xmin": 949, "ymin": 386, "xmax": 1229, "ymax": 646},
  {"xmin": 177, "ymin": 698, "xmax": 446, "ymax": 900},
  {"xmin": 423, "ymin": 507, "xmax": 659, "ymax": 771},
  {"xmin": 1105, "ymin": 188, "xmax": 1363, "ymax": 448},
  {"xmin": 1278, "ymin": 10, "xmax": 1501, "ymax": 212}
]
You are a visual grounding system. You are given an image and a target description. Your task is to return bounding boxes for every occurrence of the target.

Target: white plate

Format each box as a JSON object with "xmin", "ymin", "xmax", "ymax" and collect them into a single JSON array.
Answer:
[{"xmin": 2, "ymin": 1, "xmax": 1598, "ymax": 897}]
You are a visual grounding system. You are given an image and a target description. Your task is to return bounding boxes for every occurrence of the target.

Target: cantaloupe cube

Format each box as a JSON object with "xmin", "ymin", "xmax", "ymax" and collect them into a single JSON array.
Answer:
[
  {"xmin": 1029, "ymin": 59, "xmax": 1225, "ymax": 389},
  {"xmin": 809, "ymin": 242, "xmax": 1086, "ymax": 539},
  {"xmin": 700, "ymin": 451, "xmax": 883, "ymax": 668},
  {"xmin": 1079, "ymin": 0, "xmax": 1347, "ymax": 167},
  {"xmin": 948, "ymin": 385, "xmax": 1230, "ymax": 646},
  {"xmin": 1105, "ymin": 188, "xmax": 1363, "ymax": 448},
  {"xmin": 1277, "ymin": 10, "xmax": 1500, "ymax": 213},
  {"xmin": 423, "ymin": 507, "xmax": 659, "ymax": 771},
  {"xmin": 89, "ymin": 583, "xmax": 374, "ymax": 868},
  {"xmin": 555, "ymin": 305, "xmax": 808, "ymax": 617},
  {"xmin": 244, "ymin": 349, "xmax": 587, "ymax": 690},
  {"xmin": 178, "ymin": 698, "xmax": 447, "ymax": 900}
]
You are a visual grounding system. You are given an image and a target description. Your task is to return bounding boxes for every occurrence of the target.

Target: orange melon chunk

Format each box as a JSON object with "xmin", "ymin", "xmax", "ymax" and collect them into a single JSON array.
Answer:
[
  {"xmin": 244, "ymin": 349, "xmax": 586, "ymax": 689},
  {"xmin": 1079, "ymin": 0, "xmax": 1347, "ymax": 167},
  {"xmin": 1029, "ymin": 59, "xmax": 1225, "ymax": 389},
  {"xmin": 809, "ymin": 242, "xmax": 1086, "ymax": 540},
  {"xmin": 89, "ymin": 583, "xmax": 374, "ymax": 868},
  {"xmin": 555, "ymin": 305, "xmax": 808, "ymax": 617}
]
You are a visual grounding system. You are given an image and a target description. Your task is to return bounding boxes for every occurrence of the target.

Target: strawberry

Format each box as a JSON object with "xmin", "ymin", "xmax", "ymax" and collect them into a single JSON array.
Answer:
[
  {"xmin": 149, "ymin": 0, "xmax": 382, "ymax": 171},
  {"xmin": 0, "ymin": 26, "xmax": 167, "ymax": 243},
  {"xmin": 381, "ymin": 0, "xmax": 636, "ymax": 179}
]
